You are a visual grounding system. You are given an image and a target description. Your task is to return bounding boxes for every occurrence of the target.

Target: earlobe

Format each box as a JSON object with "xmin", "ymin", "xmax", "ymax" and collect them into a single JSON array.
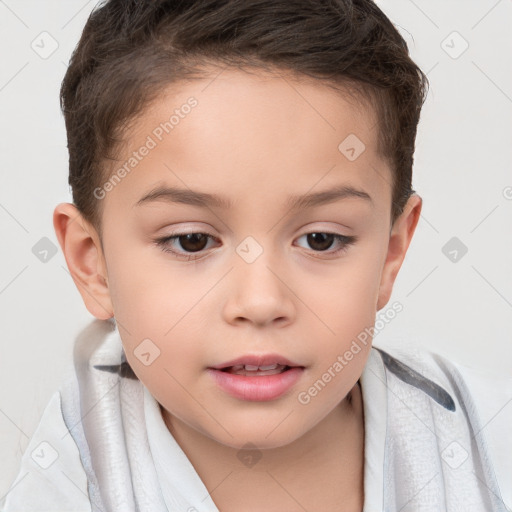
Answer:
[
  {"xmin": 53, "ymin": 203, "xmax": 114, "ymax": 320},
  {"xmin": 376, "ymin": 194, "xmax": 422, "ymax": 311}
]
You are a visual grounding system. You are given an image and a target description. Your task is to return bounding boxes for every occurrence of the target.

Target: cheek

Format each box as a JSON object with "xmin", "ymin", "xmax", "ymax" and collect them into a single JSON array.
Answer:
[
  {"xmin": 105, "ymin": 244, "xmax": 188, "ymax": 328},
  {"xmin": 119, "ymin": 307, "xmax": 206, "ymax": 410},
  {"xmin": 302, "ymin": 246, "xmax": 385, "ymax": 393},
  {"xmin": 312, "ymin": 250, "xmax": 385, "ymax": 337}
]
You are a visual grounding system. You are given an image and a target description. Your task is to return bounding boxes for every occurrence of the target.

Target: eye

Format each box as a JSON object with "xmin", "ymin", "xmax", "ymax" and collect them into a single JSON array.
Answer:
[
  {"xmin": 154, "ymin": 232, "xmax": 218, "ymax": 261},
  {"xmin": 154, "ymin": 230, "xmax": 357, "ymax": 261},
  {"xmin": 295, "ymin": 232, "xmax": 357, "ymax": 257}
]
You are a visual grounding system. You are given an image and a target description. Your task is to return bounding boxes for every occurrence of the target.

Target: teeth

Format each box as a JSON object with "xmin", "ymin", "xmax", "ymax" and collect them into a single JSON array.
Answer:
[
  {"xmin": 243, "ymin": 363, "xmax": 284, "ymax": 372},
  {"xmin": 227, "ymin": 363, "xmax": 282, "ymax": 371},
  {"xmin": 258, "ymin": 364, "xmax": 279, "ymax": 371},
  {"xmin": 244, "ymin": 363, "xmax": 279, "ymax": 371},
  {"xmin": 224, "ymin": 363, "xmax": 287, "ymax": 375}
]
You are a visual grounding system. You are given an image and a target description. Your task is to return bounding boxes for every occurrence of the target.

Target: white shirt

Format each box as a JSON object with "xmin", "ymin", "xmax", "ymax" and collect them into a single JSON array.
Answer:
[
  {"xmin": 143, "ymin": 347, "xmax": 512, "ymax": 511},
  {"xmin": 1, "ymin": 319, "xmax": 510, "ymax": 511}
]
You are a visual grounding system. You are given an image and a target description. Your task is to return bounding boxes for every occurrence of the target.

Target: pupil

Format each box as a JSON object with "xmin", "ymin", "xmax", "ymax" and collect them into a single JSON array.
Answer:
[
  {"xmin": 308, "ymin": 233, "xmax": 334, "ymax": 251},
  {"xmin": 180, "ymin": 233, "xmax": 208, "ymax": 252}
]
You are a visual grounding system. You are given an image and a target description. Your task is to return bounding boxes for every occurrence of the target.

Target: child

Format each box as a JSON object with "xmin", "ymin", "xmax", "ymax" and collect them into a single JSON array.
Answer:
[{"xmin": 2, "ymin": 0, "xmax": 510, "ymax": 510}]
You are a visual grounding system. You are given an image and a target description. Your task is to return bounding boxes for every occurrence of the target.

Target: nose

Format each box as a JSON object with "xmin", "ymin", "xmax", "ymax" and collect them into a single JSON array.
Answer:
[{"xmin": 222, "ymin": 249, "xmax": 296, "ymax": 328}]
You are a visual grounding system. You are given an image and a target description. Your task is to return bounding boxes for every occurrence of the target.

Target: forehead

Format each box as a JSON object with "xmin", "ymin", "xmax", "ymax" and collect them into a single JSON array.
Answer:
[{"xmin": 104, "ymin": 66, "xmax": 391, "ymax": 216}]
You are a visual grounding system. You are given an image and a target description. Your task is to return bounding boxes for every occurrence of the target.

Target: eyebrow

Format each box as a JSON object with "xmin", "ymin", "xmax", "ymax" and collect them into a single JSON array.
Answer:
[{"xmin": 135, "ymin": 183, "xmax": 372, "ymax": 210}]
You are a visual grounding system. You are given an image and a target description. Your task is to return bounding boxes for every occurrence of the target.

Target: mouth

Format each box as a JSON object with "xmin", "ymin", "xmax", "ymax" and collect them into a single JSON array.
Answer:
[
  {"xmin": 219, "ymin": 363, "xmax": 293, "ymax": 376},
  {"xmin": 207, "ymin": 355, "xmax": 305, "ymax": 401},
  {"xmin": 209, "ymin": 353, "xmax": 304, "ymax": 373}
]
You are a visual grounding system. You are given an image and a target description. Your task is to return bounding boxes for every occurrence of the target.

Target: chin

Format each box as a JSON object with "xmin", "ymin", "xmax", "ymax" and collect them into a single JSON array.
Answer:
[{"xmin": 208, "ymin": 425, "xmax": 304, "ymax": 452}]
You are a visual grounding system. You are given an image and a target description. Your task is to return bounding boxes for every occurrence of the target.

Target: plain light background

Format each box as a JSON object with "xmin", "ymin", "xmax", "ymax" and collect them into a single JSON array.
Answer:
[{"xmin": 1, "ymin": 0, "xmax": 511, "ymax": 497}]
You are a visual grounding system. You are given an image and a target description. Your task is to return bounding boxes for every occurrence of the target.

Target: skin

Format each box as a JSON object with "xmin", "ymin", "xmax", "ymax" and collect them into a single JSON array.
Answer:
[{"xmin": 54, "ymin": 66, "xmax": 422, "ymax": 511}]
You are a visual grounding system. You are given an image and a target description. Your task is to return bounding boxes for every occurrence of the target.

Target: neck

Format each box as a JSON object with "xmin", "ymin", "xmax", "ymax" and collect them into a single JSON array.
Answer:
[{"xmin": 161, "ymin": 381, "xmax": 365, "ymax": 510}]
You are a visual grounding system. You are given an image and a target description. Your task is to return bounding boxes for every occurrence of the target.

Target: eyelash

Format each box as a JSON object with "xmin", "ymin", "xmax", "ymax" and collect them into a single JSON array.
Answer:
[{"xmin": 154, "ymin": 231, "xmax": 357, "ymax": 261}]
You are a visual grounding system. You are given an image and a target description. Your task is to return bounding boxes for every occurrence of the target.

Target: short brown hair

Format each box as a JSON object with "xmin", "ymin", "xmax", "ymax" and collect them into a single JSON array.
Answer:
[{"xmin": 60, "ymin": 0, "xmax": 428, "ymax": 238}]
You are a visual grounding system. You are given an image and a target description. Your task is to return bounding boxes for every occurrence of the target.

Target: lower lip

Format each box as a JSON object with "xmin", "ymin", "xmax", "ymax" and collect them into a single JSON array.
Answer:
[{"xmin": 207, "ymin": 367, "xmax": 304, "ymax": 401}]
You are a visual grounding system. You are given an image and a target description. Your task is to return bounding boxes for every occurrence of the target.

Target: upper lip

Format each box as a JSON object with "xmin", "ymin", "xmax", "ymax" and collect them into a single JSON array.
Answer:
[{"xmin": 209, "ymin": 353, "xmax": 304, "ymax": 370}]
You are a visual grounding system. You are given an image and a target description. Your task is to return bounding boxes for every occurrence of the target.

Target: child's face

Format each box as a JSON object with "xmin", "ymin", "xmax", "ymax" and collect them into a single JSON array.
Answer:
[{"xmin": 58, "ymin": 67, "xmax": 421, "ymax": 450}]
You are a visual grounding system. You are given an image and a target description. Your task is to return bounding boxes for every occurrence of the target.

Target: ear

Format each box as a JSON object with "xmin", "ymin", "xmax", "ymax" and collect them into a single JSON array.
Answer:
[
  {"xmin": 376, "ymin": 194, "xmax": 422, "ymax": 311},
  {"xmin": 53, "ymin": 203, "xmax": 114, "ymax": 320}
]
